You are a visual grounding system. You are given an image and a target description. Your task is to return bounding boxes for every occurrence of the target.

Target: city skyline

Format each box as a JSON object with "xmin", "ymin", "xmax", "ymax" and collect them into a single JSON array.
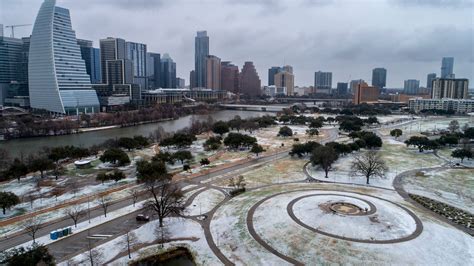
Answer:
[{"xmin": 2, "ymin": 0, "xmax": 473, "ymax": 88}]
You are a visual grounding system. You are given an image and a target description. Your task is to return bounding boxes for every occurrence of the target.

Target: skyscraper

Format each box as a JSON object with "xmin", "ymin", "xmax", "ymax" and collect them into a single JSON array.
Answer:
[
  {"xmin": 0, "ymin": 35, "xmax": 24, "ymax": 103},
  {"xmin": 147, "ymin": 52, "xmax": 161, "ymax": 88},
  {"xmin": 426, "ymin": 73, "xmax": 436, "ymax": 89},
  {"xmin": 206, "ymin": 55, "xmax": 221, "ymax": 90},
  {"xmin": 268, "ymin": 66, "xmax": 281, "ymax": 86},
  {"xmin": 314, "ymin": 71, "xmax": 332, "ymax": 93},
  {"xmin": 99, "ymin": 37, "xmax": 133, "ymax": 85},
  {"xmin": 274, "ymin": 71, "xmax": 295, "ymax": 96},
  {"xmin": 29, "ymin": 0, "xmax": 99, "ymax": 114},
  {"xmin": 161, "ymin": 53, "xmax": 176, "ymax": 88},
  {"xmin": 441, "ymin": 57, "xmax": 454, "ymax": 78},
  {"xmin": 126, "ymin": 41, "xmax": 147, "ymax": 89},
  {"xmin": 404, "ymin": 79, "xmax": 420, "ymax": 95},
  {"xmin": 372, "ymin": 68, "xmax": 387, "ymax": 89},
  {"xmin": 77, "ymin": 39, "xmax": 101, "ymax": 84},
  {"xmin": 194, "ymin": 31, "xmax": 209, "ymax": 88},
  {"xmin": 240, "ymin": 62, "xmax": 261, "ymax": 97},
  {"xmin": 432, "ymin": 78, "xmax": 469, "ymax": 99},
  {"xmin": 221, "ymin": 62, "xmax": 239, "ymax": 93}
]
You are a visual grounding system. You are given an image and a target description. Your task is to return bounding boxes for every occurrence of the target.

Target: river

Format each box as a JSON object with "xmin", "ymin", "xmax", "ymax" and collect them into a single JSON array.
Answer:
[{"xmin": 0, "ymin": 110, "xmax": 270, "ymax": 158}]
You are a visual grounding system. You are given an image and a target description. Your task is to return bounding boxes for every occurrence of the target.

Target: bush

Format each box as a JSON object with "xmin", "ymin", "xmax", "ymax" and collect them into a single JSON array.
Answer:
[
  {"xmin": 229, "ymin": 187, "xmax": 246, "ymax": 197},
  {"xmin": 100, "ymin": 148, "xmax": 130, "ymax": 166},
  {"xmin": 204, "ymin": 136, "xmax": 222, "ymax": 151},
  {"xmin": 278, "ymin": 126, "xmax": 293, "ymax": 137},
  {"xmin": 200, "ymin": 158, "xmax": 210, "ymax": 166}
]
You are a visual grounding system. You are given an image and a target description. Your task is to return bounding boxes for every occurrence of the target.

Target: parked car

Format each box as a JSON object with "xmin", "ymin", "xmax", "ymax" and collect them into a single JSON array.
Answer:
[{"xmin": 136, "ymin": 214, "xmax": 150, "ymax": 222}]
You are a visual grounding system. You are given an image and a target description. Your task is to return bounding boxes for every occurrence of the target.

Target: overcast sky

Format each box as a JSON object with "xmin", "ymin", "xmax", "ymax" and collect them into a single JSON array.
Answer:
[{"xmin": 1, "ymin": 0, "xmax": 473, "ymax": 87}]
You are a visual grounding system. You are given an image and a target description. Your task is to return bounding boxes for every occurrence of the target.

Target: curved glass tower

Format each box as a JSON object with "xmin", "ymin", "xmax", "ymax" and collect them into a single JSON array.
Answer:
[{"xmin": 29, "ymin": 0, "xmax": 99, "ymax": 114}]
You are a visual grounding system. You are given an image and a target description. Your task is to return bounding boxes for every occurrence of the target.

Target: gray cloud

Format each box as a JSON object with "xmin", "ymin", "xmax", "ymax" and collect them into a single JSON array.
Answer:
[
  {"xmin": 1, "ymin": 0, "xmax": 473, "ymax": 87},
  {"xmin": 390, "ymin": 0, "xmax": 473, "ymax": 8}
]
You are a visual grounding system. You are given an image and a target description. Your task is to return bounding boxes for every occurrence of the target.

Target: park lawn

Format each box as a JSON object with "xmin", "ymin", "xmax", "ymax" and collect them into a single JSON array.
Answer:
[{"xmin": 402, "ymin": 168, "xmax": 474, "ymax": 213}]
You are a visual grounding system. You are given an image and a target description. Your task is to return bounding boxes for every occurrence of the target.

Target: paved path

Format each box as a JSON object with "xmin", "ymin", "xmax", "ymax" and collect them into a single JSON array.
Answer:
[{"xmin": 46, "ymin": 148, "xmax": 291, "ymax": 263}]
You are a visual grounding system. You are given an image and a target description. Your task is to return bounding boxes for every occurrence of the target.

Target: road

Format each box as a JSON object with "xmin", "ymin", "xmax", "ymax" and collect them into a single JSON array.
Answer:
[{"xmin": 1, "ymin": 127, "xmax": 339, "ymax": 262}]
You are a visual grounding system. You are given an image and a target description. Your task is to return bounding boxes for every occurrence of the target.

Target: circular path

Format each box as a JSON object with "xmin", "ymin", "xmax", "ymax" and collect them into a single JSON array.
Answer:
[{"xmin": 205, "ymin": 186, "xmax": 424, "ymax": 265}]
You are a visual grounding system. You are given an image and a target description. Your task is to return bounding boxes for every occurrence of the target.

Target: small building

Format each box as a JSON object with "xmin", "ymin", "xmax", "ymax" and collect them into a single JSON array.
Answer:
[
  {"xmin": 408, "ymin": 98, "xmax": 474, "ymax": 114},
  {"xmin": 74, "ymin": 159, "xmax": 92, "ymax": 169}
]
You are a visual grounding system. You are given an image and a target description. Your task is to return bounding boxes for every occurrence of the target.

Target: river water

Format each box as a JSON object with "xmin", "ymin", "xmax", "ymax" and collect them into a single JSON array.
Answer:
[{"xmin": 1, "ymin": 110, "xmax": 270, "ymax": 158}]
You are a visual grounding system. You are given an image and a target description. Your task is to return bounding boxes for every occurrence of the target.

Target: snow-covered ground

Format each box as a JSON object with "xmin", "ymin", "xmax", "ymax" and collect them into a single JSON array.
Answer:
[
  {"xmin": 402, "ymin": 168, "xmax": 474, "ymax": 213},
  {"xmin": 0, "ymin": 185, "xmax": 139, "ymax": 236},
  {"xmin": 307, "ymin": 137, "xmax": 446, "ymax": 189},
  {"xmin": 11, "ymin": 200, "xmax": 147, "ymax": 251},
  {"xmin": 215, "ymin": 158, "xmax": 307, "ymax": 188},
  {"xmin": 185, "ymin": 189, "xmax": 225, "ymax": 216},
  {"xmin": 61, "ymin": 217, "xmax": 219, "ymax": 265},
  {"xmin": 210, "ymin": 182, "xmax": 473, "ymax": 265}
]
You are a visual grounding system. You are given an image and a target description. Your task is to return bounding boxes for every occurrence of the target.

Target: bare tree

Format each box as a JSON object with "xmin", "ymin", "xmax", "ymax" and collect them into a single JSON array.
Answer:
[
  {"xmin": 98, "ymin": 196, "xmax": 111, "ymax": 217},
  {"xmin": 65, "ymin": 205, "xmax": 85, "ymax": 228},
  {"xmin": 25, "ymin": 193, "xmax": 37, "ymax": 209},
  {"xmin": 87, "ymin": 233, "xmax": 102, "ymax": 266},
  {"xmin": 351, "ymin": 151, "xmax": 388, "ymax": 184},
  {"xmin": 51, "ymin": 187, "xmax": 65, "ymax": 201},
  {"xmin": 129, "ymin": 189, "xmax": 140, "ymax": 207},
  {"xmin": 67, "ymin": 179, "xmax": 80, "ymax": 197},
  {"xmin": 154, "ymin": 225, "xmax": 171, "ymax": 248},
  {"xmin": 122, "ymin": 231, "xmax": 138, "ymax": 259},
  {"xmin": 448, "ymin": 120, "xmax": 460, "ymax": 133},
  {"xmin": 23, "ymin": 218, "xmax": 42, "ymax": 243},
  {"xmin": 146, "ymin": 180, "xmax": 184, "ymax": 227}
]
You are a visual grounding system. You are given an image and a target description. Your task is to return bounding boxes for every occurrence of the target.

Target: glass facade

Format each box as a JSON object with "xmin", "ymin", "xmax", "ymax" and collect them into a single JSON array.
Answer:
[
  {"xmin": 29, "ymin": 0, "xmax": 99, "ymax": 114},
  {"xmin": 161, "ymin": 53, "xmax": 176, "ymax": 88},
  {"xmin": 195, "ymin": 31, "xmax": 209, "ymax": 88}
]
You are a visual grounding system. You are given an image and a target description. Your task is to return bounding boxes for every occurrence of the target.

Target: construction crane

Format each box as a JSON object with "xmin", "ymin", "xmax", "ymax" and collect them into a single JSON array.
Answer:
[{"xmin": 5, "ymin": 24, "xmax": 32, "ymax": 38}]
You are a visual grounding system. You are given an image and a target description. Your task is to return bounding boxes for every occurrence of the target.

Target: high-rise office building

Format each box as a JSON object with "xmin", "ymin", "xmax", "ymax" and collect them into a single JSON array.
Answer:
[
  {"xmin": 274, "ymin": 71, "xmax": 295, "ymax": 96},
  {"xmin": 194, "ymin": 31, "xmax": 209, "ymax": 88},
  {"xmin": 221, "ymin": 62, "xmax": 239, "ymax": 93},
  {"xmin": 206, "ymin": 55, "xmax": 221, "ymax": 90},
  {"xmin": 282, "ymin": 65, "xmax": 293, "ymax": 74},
  {"xmin": 0, "ymin": 35, "xmax": 24, "ymax": 103},
  {"xmin": 441, "ymin": 57, "xmax": 454, "ymax": 78},
  {"xmin": 77, "ymin": 39, "xmax": 101, "ymax": 84},
  {"xmin": 99, "ymin": 37, "xmax": 133, "ymax": 85},
  {"xmin": 161, "ymin": 53, "xmax": 176, "ymax": 88},
  {"xmin": 404, "ymin": 79, "xmax": 420, "ymax": 95},
  {"xmin": 240, "ymin": 62, "xmax": 261, "ymax": 97},
  {"xmin": 268, "ymin": 66, "xmax": 281, "ymax": 86},
  {"xmin": 336, "ymin": 82, "xmax": 348, "ymax": 95},
  {"xmin": 427, "ymin": 73, "xmax": 436, "ymax": 89},
  {"xmin": 432, "ymin": 78, "xmax": 469, "ymax": 99},
  {"xmin": 147, "ymin": 52, "xmax": 161, "ymax": 89},
  {"xmin": 29, "ymin": 0, "xmax": 99, "ymax": 114},
  {"xmin": 314, "ymin": 71, "xmax": 332, "ymax": 93},
  {"xmin": 372, "ymin": 68, "xmax": 387, "ymax": 89},
  {"xmin": 126, "ymin": 41, "xmax": 147, "ymax": 89}
]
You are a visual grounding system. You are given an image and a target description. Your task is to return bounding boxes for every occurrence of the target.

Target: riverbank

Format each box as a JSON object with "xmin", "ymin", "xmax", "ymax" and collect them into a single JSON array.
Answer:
[{"xmin": 0, "ymin": 110, "xmax": 271, "ymax": 158}]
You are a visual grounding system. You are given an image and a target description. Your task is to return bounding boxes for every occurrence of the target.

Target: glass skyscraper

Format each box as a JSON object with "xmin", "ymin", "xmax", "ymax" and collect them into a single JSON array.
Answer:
[
  {"xmin": 161, "ymin": 53, "xmax": 176, "ymax": 88},
  {"xmin": 371, "ymin": 68, "xmax": 387, "ymax": 89},
  {"xmin": 126, "ymin": 41, "xmax": 147, "ymax": 89},
  {"xmin": 195, "ymin": 31, "xmax": 209, "ymax": 88},
  {"xmin": 77, "ymin": 39, "xmax": 102, "ymax": 84},
  {"xmin": 441, "ymin": 57, "xmax": 454, "ymax": 78},
  {"xmin": 29, "ymin": 0, "xmax": 99, "ymax": 114}
]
